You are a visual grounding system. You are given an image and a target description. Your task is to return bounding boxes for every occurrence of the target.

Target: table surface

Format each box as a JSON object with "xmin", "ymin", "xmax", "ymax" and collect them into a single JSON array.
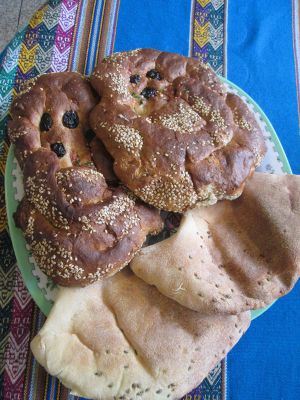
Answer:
[{"xmin": 0, "ymin": 0, "xmax": 44, "ymax": 51}]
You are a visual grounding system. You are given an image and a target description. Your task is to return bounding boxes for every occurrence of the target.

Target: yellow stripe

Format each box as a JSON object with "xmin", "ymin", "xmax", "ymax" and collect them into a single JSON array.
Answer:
[
  {"xmin": 29, "ymin": 5, "xmax": 46, "ymax": 28},
  {"xmin": 0, "ymin": 141, "xmax": 8, "ymax": 176},
  {"xmin": 56, "ymin": 380, "xmax": 61, "ymax": 399},
  {"xmin": 194, "ymin": 19, "xmax": 209, "ymax": 48},
  {"xmin": 18, "ymin": 45, "xmax": 39, "ymax": 74},
  {"xmin": 0, "ymin": 207, "xmax": 7, "ymax": 232},
  {"xmin": 197, "ymin": 0, "xmax": 211, "ymax": 7},
  {"xmin": 17, "ymin": 5, "xmax": 46, "ymax": 78}
]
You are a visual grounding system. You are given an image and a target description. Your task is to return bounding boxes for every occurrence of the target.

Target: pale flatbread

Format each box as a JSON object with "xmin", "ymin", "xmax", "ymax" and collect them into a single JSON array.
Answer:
[
  {"xmin": 31, "ymin": 269, "xmax": 250, "ymax": 399},
  {"xmin": 131, "ymin": 172, "xmax": 300, "ymax": 314}
]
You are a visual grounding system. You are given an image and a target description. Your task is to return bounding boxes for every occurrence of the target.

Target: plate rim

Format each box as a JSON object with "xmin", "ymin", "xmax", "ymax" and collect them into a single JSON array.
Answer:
[
  {"xmin": 220, "ymin": 76, "xmax": 292, "ymax": 175},
  {"xmin": 5, "ymin": 76, "xmax": 293, "ymax": 319},
  {"xmin": 5, "ymin": 147, "xmax": 53, "ymax": 316},
  {"xmin": 221, "ymin": 77, "xmax": 293, "ymax": 319}
]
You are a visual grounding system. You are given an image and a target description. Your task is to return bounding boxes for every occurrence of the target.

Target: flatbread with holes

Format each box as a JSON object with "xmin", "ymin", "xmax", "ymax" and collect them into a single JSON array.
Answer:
[
  {"xmin": 131, "ymin": 172, "xmax": 300, "ymax": 314},
  {"xmin": 31, "ymin": 269, "xmax": 250, "ymax": 399}
]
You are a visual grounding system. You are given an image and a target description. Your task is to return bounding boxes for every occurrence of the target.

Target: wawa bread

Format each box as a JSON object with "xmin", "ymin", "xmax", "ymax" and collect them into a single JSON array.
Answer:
[
  {"xmin": 9, "ymin": 72, "xmax": 162, "ymax": 286},
  {"xmin": 90, "ymin": 49, "xmax": 266, "ymax": 212}
]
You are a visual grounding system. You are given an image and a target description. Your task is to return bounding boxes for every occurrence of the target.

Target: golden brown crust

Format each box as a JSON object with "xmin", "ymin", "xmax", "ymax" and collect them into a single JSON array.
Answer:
[
  {"xmin": 14, "ymin": 149, "xmax": 162, "ymax": 286},
  {"xmin": 31, "ymin": 270, "xmax": 251, "ymax": 400},
  {"xmin": 8, "ymin": 72, "xmax": 98, "ymax": 169},
  {"xmin": 90, "ymin": 137, "xmax": 118, "ymax": 183},
  {"xmin": 9, "ymin": 72, "xmax": 163, "ymax": 286},
  {"xmin": 90, "ymin": 49, "xmax": 266, "ymax": 212},
  {"xmin": 132, "ymin": 170, "xmax": 300, "ymax": 314}
]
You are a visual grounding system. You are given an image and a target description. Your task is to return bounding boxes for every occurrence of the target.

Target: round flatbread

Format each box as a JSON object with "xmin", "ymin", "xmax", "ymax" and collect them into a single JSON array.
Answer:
[
  {"xmin": 131, "ymin": 172, "xmax": 300, "ymax": 314},
  {"xmin": 31, "ymin": 269, "xmax": 250, "ymax": 400}
]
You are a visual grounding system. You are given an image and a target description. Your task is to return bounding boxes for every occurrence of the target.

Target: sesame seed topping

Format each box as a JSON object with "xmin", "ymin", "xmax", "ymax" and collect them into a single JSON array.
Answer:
[
  {"xmin": 192, "ymin": 96, "xmax": 211, "ymax": 116},
  {"xmin": 98, "ymin": 122, "xmax": 143, "ymax": 155},
  {"xmin": 9, "ymin": 127, "xmax": 30, "ymax": 142},
  {"xmin": 30, "ymin": 238, "xmax": 84, "ymax": 280},
  {"xmin": 25, "ymin": 176, "xmax": 69, "ymax": 229},
  {"xmin": 210, "ymin": 109, "xmax": 227, "ymax": 130},
  {"xmin": 234, "ymin": 110, "xmax": 252, "ymax": 131},
  {"xmin": 93, "ymin": 68, "xmax": 129, "ymax": 97},
  {"xmin": 153, "ymin": 102, "xmax": 204, "ymax": 134},
  {"xmin": 113, "ymin": 124, "xmax": 143, "ymax": 154},
  {"xmin": 137, "ymin": 173, "xmax": 197, "ymax": 211},
  {"xmin": 25, "ymin": 210, "xmax": 36, "ymax": 239}
]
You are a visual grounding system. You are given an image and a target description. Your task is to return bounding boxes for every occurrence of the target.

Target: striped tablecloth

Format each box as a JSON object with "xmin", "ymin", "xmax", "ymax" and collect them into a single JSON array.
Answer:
[{"xmin": 1, "ymin": 1, "xmax": 299, "ymax": 400}]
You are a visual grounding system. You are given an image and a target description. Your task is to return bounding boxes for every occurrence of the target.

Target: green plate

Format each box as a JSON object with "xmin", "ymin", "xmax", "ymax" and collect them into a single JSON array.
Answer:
[{"xmin": 5, "ymin": 76, "xmax": 292, "ymax": 319}]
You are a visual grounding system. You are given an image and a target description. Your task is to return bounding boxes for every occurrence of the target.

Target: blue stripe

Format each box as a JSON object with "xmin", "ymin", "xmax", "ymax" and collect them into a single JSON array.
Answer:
[
  {"xmin": 293, "ymin": 0, "xmax": 300, "ymax": 128},
  {"xmin": 70, "ymin": 0, "xmax": 88, "ymax": 71},
  {"xmin": 53, "ymin": 375, "xmax": 59, "ymax": 400},
  {"xmin": 188, "ymin": 0, "xmax": 196, "ymax": 58},
  {"xmin": 46, "ymin": 375, "xmax": 53, "ymax": 399},
  {"xmin": 104, "ymin": 0, "xmax": 119, "ymax": 56},
  {"xmin": 114, "ymin": 0, "xmax": 190, "ymax": 56},
  {"xmin": 223, "ymin": 0, "xmax": 228, "ymax": 77},
  {"xmin": 85, "ymin": 0, "xmax": 104, "ymax": 75}
]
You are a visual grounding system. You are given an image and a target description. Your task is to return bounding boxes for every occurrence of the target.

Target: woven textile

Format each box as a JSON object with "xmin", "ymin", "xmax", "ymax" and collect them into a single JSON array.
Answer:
[
  {"xmin": 0, "ymin": 1, "xmax": 120, "ymax": 398},
  {"xmin": 0, "ymin": 1, "xmax": 227, "ymax": 399},
  {"xmin": 190, "ymin": 0, "xmax": 227, "ymax": 75}
]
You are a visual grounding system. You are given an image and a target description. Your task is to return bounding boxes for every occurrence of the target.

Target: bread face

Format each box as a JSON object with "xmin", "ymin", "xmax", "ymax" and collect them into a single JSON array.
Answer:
[
  {"xmin": 90, "ymin": 49, "xmax": 266, "ymax": 212},
  {"xmin": 31, "ymin": 269, "xmax": 251, "ymax": 399},
  {"xmin": 9, "ymin": 72, "xmax": 163, "ymax": 286},
  {"xmin": 9, "ymin": 72, "xmax": 99, "ymax": 169}
]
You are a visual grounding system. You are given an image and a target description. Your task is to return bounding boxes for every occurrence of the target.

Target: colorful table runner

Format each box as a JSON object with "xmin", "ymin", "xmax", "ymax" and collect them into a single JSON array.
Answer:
[{"xmin": 0, "ymin": 1, "xmax": 299, "ymax": 399}]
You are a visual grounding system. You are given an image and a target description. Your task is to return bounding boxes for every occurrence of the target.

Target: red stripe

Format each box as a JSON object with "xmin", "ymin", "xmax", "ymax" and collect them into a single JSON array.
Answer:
[{"xmin": 3, "ymin": 270, "xmax": 34, "ymax": 400}]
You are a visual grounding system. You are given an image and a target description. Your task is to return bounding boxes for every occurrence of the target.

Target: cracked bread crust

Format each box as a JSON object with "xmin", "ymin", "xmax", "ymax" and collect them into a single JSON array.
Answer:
[{"xmin": 90, "ymin": 49, "xmax": 266, "ymax": 212}]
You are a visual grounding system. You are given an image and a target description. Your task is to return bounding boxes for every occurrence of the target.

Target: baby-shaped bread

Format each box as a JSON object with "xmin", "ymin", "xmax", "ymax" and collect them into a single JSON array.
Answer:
[{"xmin": 9, "ymin": 72, "xmax": 162, "ymax": 286}]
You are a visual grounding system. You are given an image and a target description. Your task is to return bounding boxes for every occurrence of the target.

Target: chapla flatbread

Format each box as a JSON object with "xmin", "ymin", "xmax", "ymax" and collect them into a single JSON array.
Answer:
[
  {"xmin": 31, "ymin": 269, "xmax": 250, "ymax": 399},
  {"xmin": 131, "ymin": 172, "xmax": 300, "ymax": 314}
]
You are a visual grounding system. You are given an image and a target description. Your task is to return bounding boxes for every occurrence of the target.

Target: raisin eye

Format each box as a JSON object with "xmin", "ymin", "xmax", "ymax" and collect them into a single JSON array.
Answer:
[
  {"xmin": 51, "ymin": 142, "xmax": 66, "ymax": 158},
  {"xmin": 85, "ymin": 129, "xmax": 95, "ymax": 143},
  {"xmin": 140, "ymin": 87, "xmax": 157, "ymax": 99},
  {"xmin": 146, "ymin": 69, "xmax": 162, "ymax": 80},
  {"xmin": 130, "ymin": 74, "xmax": 141, "ymax": 84},
  {"xmin": 62, "ymin": 111, "xmax": 79, "ymax": 129},
  {"xmin": 40, "ymin": 113, "xmax": 52, "ymax": 131}
]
